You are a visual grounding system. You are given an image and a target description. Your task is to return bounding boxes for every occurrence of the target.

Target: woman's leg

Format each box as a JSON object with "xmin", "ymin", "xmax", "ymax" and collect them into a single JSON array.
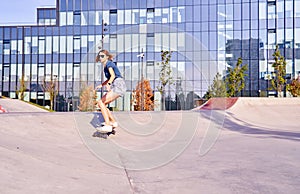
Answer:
[
  {"xmin": 106, "ymin": 107, "xmax": 115, "ymax": 123},
  {"xmin": 97, "ymin": 101, "xmax": 114, "ymax": 123},
  {"xmin": 100, "ymin": 91, "xmax": 120, "ymax": 125},
  {"xmin": 97, "ymin": 99, "xmax": 110, "ymax": 125}
]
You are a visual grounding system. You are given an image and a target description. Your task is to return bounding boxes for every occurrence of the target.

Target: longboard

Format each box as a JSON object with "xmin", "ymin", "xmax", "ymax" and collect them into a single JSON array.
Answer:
[{"xmin": 93, "ymin": 127, "xmax": 116, "ymax": 139}]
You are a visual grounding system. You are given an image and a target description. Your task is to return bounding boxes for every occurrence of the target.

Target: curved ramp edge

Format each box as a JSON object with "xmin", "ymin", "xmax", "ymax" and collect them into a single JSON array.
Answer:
[{"xmin": 194, "ymin": 97, "xmax": 239, "ymax": 110}]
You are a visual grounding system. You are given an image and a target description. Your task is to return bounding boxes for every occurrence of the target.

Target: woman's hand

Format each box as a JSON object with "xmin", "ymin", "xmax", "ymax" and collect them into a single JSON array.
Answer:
[
  {"xmin": 106, "ymin": 84, "xmax": 111, "ymax": 92},
  {"xmin": 95, "ymin": 84, "xmax": 102, "ymax": 90}
]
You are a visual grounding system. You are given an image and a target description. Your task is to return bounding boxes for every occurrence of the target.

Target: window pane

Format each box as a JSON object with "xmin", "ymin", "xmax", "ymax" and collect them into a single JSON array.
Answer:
[
  {"xmin": 81, "ymin": 12, "xmax": 88, "ymax": 25},
  {"xmin": 170, "ymin": 33, "xmax": 177, "ymax": 51},
  {"xmin": 162, "ymin": 8, "xmax": 169, "ymax": 23},
  {"xmin": 162, "ymin": 33, "xmax": 169, "ymax": 48},
  {"xmin": 75, "ymin": 0, "xmax": 81, "ymax": 10},
  {"xmin": 24, "ymin": 37, "xmax": 30, "ymax": 54},
  {"xmin": 286, "ymin": 1, "xmax": 293, "ymax": 18},
  {"xmin": 74, "ymin": 13, "xmax": 81, "ymax": 25},
  {"xmin": 140, "ymin": 9, "xmax": 146, "ymax": 24},
  {"xmin": 17, "ymin": 40, "xmax": 23, "ymax": 54},
  {"xmin": 67, "ymin": 12, "xmax": 73, "ymax": 25},
  {"xmin": 60, "ymin": 0, "xmax": 67, "ymax": 11},
  {"xmin": 32, "ymin": 37, "xmax": 38, "ymax": 54},
  {"xmin": 53, "ymin": 36, "xmax": 59, "ymax": 53},
  {"xmin": 178, "ymin": 7, "xmax": 185, "ymax": 22},
  {"xmin": 39, "ymin": 39, "xmax": 45, "ymax": 54},
  {"xmin": 81, "ymin": 35, "xmax": 87, "ymax": 53},
  {"xmin": 259, "ymin": 2, "xmax": 266, "ymax": 19},
  {"xmin": 147, "ymin": 35, "xmax": 154, "ymax": 52},
  {"xmin": 155, "ymin": 8, "xmax": 161, "ymax": 23},
  {"xmin": 60, "ymin": 36, "xmax": 66, "ymax": 53},
  {"xmin": 110, "ymin": 35, "xmax": 117, "ymax": 52},
  {"xmin": 118, "ymin": 10, "xmax": 124, "ymax": 25},
  {"xmin": 132, "ymin": 34, "xmax": 139, "ymax": 52},
  {"xmin": 125, "ymin": 10, "xmax": 131, "ymax": 24},
  {"xmin": 110, "ymin": 11, "xmax": 117, "ymax": 25},
  {"xmin": 89, "ymin": 0, "xmax": 95, "ymax": 10},
  {"xmin": 147, "ymin": 8, "xmax": 154, "ymax": 23},
  {"xmin": 124, "ymin": 34, "xmax": 131, "ymax": 51},
  {"xmin": 242, "ymin": 3, "xmax": 250, "ymax": 19},
  {"xmin": 96, "ymin": 11, "xmax": 103, "ymax": 25},
  {"xmin": 46, "ymin": 37, "xmax": 52, "ymax": 54},
  {"xmin": 74, "ymin": 38, "xmax": 80, "ymax": 53},
  {"xmin": 140, "ymin": 34, "xmax": 146, "ymax": 51},
  {"xmin": 82, "ymin": 0, "xmax": 88, "ymax": 10},
  {"xmin": 193, "ymin": 6, "xmax": 200, "ymax": 22},
  {"xmin": 268, "ymin": 3, "xmax": 276, "ymax": 19},
  {"xmin": 67, "ymin": 36, "xmax": 73, "ymax": 53},
  {"xmin": 154, "ymin": 33, "xmax": 161, "ymax": 52},
  {"xmin": 132, "ymin": 10, "xmax": 139, "ymax": 24},
  {"xmin": 89, "ymin": 11, "xmax": 95, "ymax": 25},
  {"xmin": 226, "ymin": 4, "xmax": 233, "ymax": 20},
  {"xmin": 117, "ymin": 34, "xmax": 124, "ymax": 52},
  {"xmin": 296, "ymin": 1, "xmax": 300, "ymax": 17},
  {"xmin": 209, "ymin": 5, "xmax": 217, "ymax": 21},
  {"xmin": 103, "ymin": 11, "xmax": 110, "ymax": 24},
  {"xmin": 60, "ymin": 12, "xmax": 67, "ymax": 26},
  {"xmin": 201, "ymin": 6, "xmax": 208, "ymax": 22},
  {"xmin": 11, "ymin": 40, "xmax": 17, "ymax": 54},
  {"xmin": 277, "ymin": 1, "xmax": 284, "ymax": 19},
  {"xmin": 68, "ymin": 0, "xmax": 73, "ymax": 11},
  {"xmin": 218, "ymin": 5, "xmax": 226, "ymax": 21},
  {"xmin": 118, "ymin": 0, "xmax": 125, "ymax": 9}
]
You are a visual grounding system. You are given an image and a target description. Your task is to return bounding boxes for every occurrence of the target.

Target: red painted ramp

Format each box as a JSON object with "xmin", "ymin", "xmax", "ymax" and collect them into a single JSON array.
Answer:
[{"xmin": 196, "ymin": 97, "xmax": 238, "ymax": 110}]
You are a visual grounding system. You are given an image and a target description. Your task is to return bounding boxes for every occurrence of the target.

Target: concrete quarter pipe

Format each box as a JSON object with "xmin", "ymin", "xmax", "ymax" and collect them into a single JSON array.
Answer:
[{"xmin": 0, "ymin": 98, "xmax": 300, "ymax": 193}]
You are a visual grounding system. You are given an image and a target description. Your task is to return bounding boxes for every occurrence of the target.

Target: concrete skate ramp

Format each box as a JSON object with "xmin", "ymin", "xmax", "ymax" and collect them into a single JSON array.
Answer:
[
  {"xmin": 0, "ymin": 98, "xmax": 48, "ymax": 113},
  {"xmin": 1, "ymin": 98, "xmax": 300, "ymax": 193},
  {"xmin": 225, "ymin": 97, "xmax": 300, "ymax": 132}
]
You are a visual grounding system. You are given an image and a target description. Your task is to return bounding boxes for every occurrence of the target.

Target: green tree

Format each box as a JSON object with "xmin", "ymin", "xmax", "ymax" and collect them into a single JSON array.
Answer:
[
  {"xmin": 157, "ymin": 50, "xmax": 173, "ymax": 110},
  {"xmin": 204, "ymin": 72, "xmax": 227, "ymax": 100},
  {"xmin": 271, "ymin": 45, "xmax": 286, "ymax": 97},
  {"xmin": 226, "ymin": 57, "xmax": 248, "ymax": 97}
]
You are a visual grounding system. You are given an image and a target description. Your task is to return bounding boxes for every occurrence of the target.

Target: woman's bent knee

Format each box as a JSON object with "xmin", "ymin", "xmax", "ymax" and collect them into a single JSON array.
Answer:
[{"xmin": 98, "ymin": 100, "xmax": 104, "ymax": 106}]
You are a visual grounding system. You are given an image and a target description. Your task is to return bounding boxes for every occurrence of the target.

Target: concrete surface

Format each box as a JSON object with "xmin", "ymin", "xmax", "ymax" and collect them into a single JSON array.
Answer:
[
  {"xmin": 0, "ymin": 98, "xmax": 48, "ymax": 113},
  {"xmin": 0, "ymin": 98, "xmax": 300, "ymax": 193}
]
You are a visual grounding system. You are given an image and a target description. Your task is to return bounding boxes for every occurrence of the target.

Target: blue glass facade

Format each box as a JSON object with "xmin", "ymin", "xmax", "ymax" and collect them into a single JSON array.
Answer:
[{"xmin": 1, "ymin": 0, "xmax": 300, "ymax": 111}]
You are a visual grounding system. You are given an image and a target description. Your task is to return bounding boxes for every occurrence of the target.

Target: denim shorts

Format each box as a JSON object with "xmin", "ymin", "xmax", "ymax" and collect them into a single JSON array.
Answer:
[{"xmin": 111, "ymin": 78, "xmax": 126, "ymax": 96}]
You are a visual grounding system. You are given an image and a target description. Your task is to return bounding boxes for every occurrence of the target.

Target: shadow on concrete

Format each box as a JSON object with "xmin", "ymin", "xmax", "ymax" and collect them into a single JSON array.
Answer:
[
  {"xmin": 89, "ymin": 112, "xmax": 104, "ymax": 128},
  {"xmin": 199, "ymin": 110, "xmax": 300, "ymax": 142},
  {"xmin": 89, "ymin": 112, "xmax": 116, "ymax": 138}
]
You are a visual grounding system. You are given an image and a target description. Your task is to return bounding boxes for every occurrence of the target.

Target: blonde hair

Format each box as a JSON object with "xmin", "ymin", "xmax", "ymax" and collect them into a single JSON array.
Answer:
[{"xmin": 95, "ymin": 49, "xmax": 114, "ymax": 62}]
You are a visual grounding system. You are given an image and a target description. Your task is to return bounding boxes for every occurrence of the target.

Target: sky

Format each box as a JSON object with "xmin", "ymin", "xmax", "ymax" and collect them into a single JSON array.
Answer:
[{"xmin": 0, "ymin": 0, "xmax": 56, "ymax": 25}]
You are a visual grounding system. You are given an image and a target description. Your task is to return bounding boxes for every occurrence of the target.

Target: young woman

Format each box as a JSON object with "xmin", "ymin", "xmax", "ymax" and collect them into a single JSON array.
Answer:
[{"xmin": 95, "ymin": 49, "xmax": 126, "ymax": 132}]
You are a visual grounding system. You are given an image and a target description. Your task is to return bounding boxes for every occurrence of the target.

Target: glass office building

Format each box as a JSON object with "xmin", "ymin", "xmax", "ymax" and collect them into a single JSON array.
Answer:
[{"xmin": 1, "ymin": 0, "xmax": 300, "ymax": 111}]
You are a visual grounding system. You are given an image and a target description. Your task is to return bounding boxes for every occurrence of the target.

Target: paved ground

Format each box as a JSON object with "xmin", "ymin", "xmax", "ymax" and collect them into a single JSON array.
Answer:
[
  {"xmin": 0, "ymin": 98, "xmax": 47, "ymax": 113},
  {"xmin": 0, "ymin": 98, "xmax": 300, "ymax": 194}
]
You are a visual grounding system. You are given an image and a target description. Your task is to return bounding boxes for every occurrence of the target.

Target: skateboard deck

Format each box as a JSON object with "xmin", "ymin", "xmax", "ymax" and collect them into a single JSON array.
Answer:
[{"xmin": 93, "ymin": 128, "xmax": 116, "ymax": 139}]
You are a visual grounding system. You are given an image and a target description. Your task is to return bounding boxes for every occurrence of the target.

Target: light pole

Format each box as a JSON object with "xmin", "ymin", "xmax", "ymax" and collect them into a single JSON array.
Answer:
[
  {"xmin": 99, "ymin": 19, "xmax": 108, "ymax": 97},
  {"xmin": 100, "ymin": 19, "xmax": 108, "ymax": 50},
  {"xmin": 137, "ymin": 49, "xmax": 145, "ymax": 111}
]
